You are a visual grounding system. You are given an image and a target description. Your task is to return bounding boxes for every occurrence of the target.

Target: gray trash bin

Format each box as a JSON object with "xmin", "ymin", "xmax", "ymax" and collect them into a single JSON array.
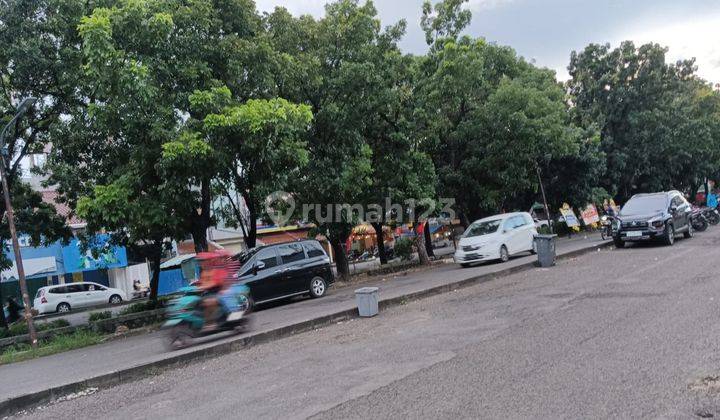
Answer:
[
  {"xmin": 355, "ymin": 287, "xmax": 379, "ymax": 317},
  {"xmin": 534, "ymin": 234, "xmax": 557, "ymax": 267}
]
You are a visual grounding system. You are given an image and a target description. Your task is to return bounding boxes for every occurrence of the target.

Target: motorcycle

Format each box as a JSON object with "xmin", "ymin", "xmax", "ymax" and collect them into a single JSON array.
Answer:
[
  {"xmin": 702, "ymin": 207, "xmax": 720, "ymax": 226},
  {"xmin": 600, "ymin": 215, "xmax": 614, "ymax": 240},
  {"xmin": 163, "ymin": 284, "xmax": 253, "ymax": 351},
  {"xmin": 691, "ymin": 205, "xmax": 709, "ymax": 232}
]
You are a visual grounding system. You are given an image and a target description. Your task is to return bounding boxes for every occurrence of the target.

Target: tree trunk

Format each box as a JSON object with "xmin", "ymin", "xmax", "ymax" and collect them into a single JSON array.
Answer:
[
  {"xmin": 371, "ymin": 222, "xmax": 387, "ymax": 265},
  {"xmin": 330, "ymin": 238, "xmax": 350, "ymax": 281},
  {"xmin": 0, "ymin": 287, "xmax": 8, "ymax": 331},
  {"xmin": 191, "ymin": 178, "xmax": 212, "ymax": 253},
  {"xmin": 149, "ymin": 252, "xmax": 162, "ymax": 303},
  {"xmin": 415, "ymin": 225, "xmax": 430, "ymax": 266},
  {"xmin": 242, "ymin": 191, "xmax": 257, "ymax": 249},
  {"xmin": 424, "ymin": 221, "xmax": 435, "ymax": 258}
]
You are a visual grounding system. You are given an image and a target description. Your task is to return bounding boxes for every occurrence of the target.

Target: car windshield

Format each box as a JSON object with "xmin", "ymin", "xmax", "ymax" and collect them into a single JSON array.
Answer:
[
  {"xmin": 462, "ymin": 219, "xmax": 502, "ymax": 238},
  {"xmin": 620, "ymin": 196, "xmax": 668, "ymax": 215}
]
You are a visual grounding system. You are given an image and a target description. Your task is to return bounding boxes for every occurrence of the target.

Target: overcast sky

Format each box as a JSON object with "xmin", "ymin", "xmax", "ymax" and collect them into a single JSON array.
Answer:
[{"xmin": 255, "ymin": 0, "xmax": 720, "ymax": 83}]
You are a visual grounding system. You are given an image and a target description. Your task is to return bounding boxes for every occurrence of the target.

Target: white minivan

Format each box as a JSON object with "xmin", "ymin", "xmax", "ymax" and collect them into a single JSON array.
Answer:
[
  {"xmin": 454, "ymin": 212, "xmax": 538, "ymax": 267},
  {"xmin": 34, "ymin": 282, "xmax": 127, "ymax": 314}
]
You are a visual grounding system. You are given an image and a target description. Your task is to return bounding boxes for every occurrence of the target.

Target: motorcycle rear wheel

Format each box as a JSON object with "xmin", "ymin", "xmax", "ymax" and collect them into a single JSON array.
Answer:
[
  {"xmin": 706, "ymin": 211, "xmax": 720, "ymax": 226},
  {"xmin": 166, "ymin": 324, "xmax": 194, "ymax": 351},
  {"xmin": 693, "ymin": 218, "xmax": 708, "ymax": 232}
]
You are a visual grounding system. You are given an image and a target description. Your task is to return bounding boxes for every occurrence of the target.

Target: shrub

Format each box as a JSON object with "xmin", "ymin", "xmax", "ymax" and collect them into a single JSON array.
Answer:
[
  {"xmin": 394, "ymin": 238, "xmax": 414, "ymax": 261},
  {"xmin": 119, "ymin": 298, "xmax": 167, "ymax": 316},
  {"xmin": 88, "ymin": 311, "xmax": 112, "ymax": 322},
  {"xmin": 0, "ymin": 318, "xmax": 71, "ymax": 339}
]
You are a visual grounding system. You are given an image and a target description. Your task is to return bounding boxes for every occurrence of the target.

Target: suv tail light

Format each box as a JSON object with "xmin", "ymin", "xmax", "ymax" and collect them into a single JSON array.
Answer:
[{"xmin": 41, "ymin": 296, "xmax": 47, "ymax": 304}]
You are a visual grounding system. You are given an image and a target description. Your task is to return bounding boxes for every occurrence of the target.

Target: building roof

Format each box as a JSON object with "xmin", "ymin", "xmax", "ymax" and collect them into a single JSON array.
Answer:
[
  {"xmin": 160, "ymin": 253, "xmax": 196, "ymax": 270},
  {"xmin": 41, "ymin": 190, "xmax": 85, "ymax": 227}
]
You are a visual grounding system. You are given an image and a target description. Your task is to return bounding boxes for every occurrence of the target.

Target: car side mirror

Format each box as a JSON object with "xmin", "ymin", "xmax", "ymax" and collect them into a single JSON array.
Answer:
[
  {"xmin": 253, "ymin": 261, "xmax": 265, "ymax": 275},
  {"xmin": 670, "ymin": 205, "xmax": 678, "ymax": 213}
]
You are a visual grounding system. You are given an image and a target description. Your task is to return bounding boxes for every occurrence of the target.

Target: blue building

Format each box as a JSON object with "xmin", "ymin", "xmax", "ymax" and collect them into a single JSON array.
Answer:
[{"xmin": 1, "ymin": 235, "xmax": 128, "ymax": 302}]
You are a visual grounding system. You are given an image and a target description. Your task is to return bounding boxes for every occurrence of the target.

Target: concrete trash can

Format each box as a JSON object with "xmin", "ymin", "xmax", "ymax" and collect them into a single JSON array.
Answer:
[
  {"xmin": 355, "ymin": 287, "xmax": 379, "ymax": 317},
  {"xmin": 534, "ymin": 234, "xmax": 557, "ymax": 267}
]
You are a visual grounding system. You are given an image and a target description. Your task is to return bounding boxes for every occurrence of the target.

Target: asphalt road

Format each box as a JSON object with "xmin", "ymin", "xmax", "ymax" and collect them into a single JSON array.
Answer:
[
  {"xmin": 0, "ymin": 233, "xmax": 602, "ymax": 405},
  {"xmin": 16, "ymin": 230, "xmax": 720, "ymax": 419}
]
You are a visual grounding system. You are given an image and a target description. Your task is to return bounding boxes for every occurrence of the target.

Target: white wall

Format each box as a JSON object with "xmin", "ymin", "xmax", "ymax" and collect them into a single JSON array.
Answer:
[{"xmin": 109, "ymin": 263, "xmax": 150, "ymax": 297}]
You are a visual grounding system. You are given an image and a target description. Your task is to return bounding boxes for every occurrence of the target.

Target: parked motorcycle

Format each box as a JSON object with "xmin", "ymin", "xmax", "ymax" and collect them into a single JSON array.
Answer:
[
  {"xmin": 600, "ymin": 215, "xmax": 614, "ymax": 240},
  {"xmin": 702, "ymin": 207, "xmax": 720, "ymax": 226},
  {"xmin": 163, "ymin": 284, "xmax": 253, "ymax": 351},
  {"xmin": 691, "ymin": 205, "xmax": 709, "ymax": 232}
]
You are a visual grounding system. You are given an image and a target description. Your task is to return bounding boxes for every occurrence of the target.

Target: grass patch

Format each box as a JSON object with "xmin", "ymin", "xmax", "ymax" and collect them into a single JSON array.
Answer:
[
  {"xmin": 0, "ymin": 318, "xmax": 71, "ymax": 339},
  {"xmin": 88, "ymin": 311, "xmax": 112, "ymax": 322},
  {"xmin": 0, "ymin": 329, "xmax": 104, "ymax": 365}
]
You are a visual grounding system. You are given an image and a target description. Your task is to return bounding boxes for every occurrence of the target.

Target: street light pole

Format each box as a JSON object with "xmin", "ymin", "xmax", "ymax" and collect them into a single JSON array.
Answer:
[{"xmin": 0, "ymin": 97, "xmax": 38, "ymax": 347}]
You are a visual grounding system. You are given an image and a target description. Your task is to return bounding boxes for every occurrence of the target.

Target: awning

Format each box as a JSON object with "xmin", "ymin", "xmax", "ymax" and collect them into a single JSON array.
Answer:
[
  {"xmin": 1, "ymin": 257, "xmax": 57, "ymax": 282},
  {"xmin": 160, "ymin": 253, "xmax": 196, "ymax": 270}
]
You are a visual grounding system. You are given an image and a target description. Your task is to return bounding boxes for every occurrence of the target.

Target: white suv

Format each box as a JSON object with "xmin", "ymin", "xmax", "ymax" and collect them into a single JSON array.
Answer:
[{"xmin": 34, "ymin": 282, "xmax": 127, "ymax": 314}]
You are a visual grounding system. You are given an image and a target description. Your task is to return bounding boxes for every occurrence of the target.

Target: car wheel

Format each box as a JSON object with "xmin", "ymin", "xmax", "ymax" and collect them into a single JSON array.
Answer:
[
  {"xmin": 613, "ymin": 237, "xmax": 625, "ymax": 248},
  {"xmin": 499, "ymin": 245, "xmax": 509, "ymax": 263},
  {"xmin": 684, "ymin": 222, "xmax": 693, "ymax": 239},
  {"xmin": 57, "ymin": 302, "xmax": 71, "ymax": 313},
  {"xmin": 663, "ymin": 223, "xmax": 675, "ymax": 246},
  {"xmin": 109, "ymin": 294, "xmax": 123, "ymax": 304},
  {"xmin": 309, "ymin": 276, "xmax": 327, "ymax": 298}
]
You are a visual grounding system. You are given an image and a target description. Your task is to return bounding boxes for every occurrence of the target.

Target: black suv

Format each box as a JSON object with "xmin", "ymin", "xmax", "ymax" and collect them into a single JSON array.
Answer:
[
  {"xmin": 613, "ymin": 191, "xmax": 693, "ymax": 248},
  {"xmin": 234, "ymin": 240, "xmax": 334, "ymax": 304}
]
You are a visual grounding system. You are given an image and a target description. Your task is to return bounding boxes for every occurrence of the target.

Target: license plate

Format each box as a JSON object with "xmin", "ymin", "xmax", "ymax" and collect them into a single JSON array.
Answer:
[{"xmin": 626, "ymin": 231, "xmax": 642, "ymax": 237}]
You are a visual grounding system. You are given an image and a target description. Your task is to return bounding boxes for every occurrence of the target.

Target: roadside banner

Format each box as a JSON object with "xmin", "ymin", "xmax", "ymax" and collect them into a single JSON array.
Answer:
[
  {"xmin": 559, "ymin": 207, "xmax": 580, "ymax": 227},
  {"xmin": 581, "ymin": 204, "xmax": 600, "ymax": 225}
]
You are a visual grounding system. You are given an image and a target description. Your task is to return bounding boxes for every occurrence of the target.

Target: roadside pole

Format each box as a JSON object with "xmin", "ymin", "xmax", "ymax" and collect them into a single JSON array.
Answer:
[
  {"xmin": 536, "ymin": 166, "xmax": 553, "ymax": 234},
  {"xmin": 0, "ymin": 97, "xmax": 38, "ymax": 347}
]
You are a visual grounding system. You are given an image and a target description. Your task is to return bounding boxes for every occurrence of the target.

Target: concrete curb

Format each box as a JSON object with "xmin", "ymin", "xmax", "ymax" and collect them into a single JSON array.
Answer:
[{"xmin": 0, "ymin": 239, "xmax": 610, "ymax": 416}]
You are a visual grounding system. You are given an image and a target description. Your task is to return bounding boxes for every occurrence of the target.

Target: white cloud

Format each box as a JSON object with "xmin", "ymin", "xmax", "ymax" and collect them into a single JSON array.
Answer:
[
  {"xmin": 615, "ymin": 13, "xmax": 720, "ymax": 83},
  {"xmin": 465, "ymin": 0, "xmax": 516, "ymax": 12}
]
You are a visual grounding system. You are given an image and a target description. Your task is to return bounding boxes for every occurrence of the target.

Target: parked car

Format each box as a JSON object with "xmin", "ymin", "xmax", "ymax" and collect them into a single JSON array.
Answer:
[
  {"xmin": 234, "ymin": 239, "xmax": 334, "ymax": 305},
  {"xmin": 613, "ymin": 191, "xmax": 692, "ymax": 248},
  {"xmin": 33, "ymin": 282, "xmax": 127, "ymax": 314},
  {"xmin": 454, "ymin": 212, "xmax": 538, "ymax": 267}
]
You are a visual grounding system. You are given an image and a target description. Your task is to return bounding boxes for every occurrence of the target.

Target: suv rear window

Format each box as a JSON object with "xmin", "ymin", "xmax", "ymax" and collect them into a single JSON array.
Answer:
[
  {"xmin": 303, "ymin": 241, "xmax": 326, "ymax": 258},
  {"xmin": 49, "ymin": 286, "xmax": 67, "ymax": 294},
  {"xmin": 278, "ymin": 243, "xmax": 306, "ymax": 264}
]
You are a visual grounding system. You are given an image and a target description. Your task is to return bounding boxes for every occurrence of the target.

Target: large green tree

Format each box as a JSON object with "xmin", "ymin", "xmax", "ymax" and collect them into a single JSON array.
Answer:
[
  {"xmin": 0, "ymin": 0, "xmax": 78, "ymax": 327},
  {"xmin": 567, "ymin": 41, "xmax": 720, "ymax": 201},
  {"xmin": 416, "ymin": 0, "xmax": 583, "ymax": 224},
  {"xmin": 166, "ymin": 86, "xmax": 313, "ymax": 249},
  {"xmin": 266, "ymin": 1, "xmax": 403, "ymax": 279},
  {"xmin": 49, "ymin": 0, "xmax": 267, "ymax": 258}
]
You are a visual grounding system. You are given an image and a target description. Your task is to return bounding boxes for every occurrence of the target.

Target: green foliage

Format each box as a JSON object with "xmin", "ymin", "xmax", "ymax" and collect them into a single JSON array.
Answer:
[
  {"xmin": 0, "ymin": 318, "xmax": 71, "ymax": 339},
  {"xmin": 417, "ymin": 31, "xmax": 585, "ymax": 222},
  {"xmin": 421, "ymin": 0, "xmax": 472, "ymax": 45},
  {"xmin": 119, "ymin": 297, "xmax": 168, "ymax": 315},
  {"xmin": 88, "ymin": 311, "xmax": 112, "ymax": 322},
  {"xmin": 0, "ymin": 329, "xmax": 103, "ymax": 365},
  {"xmin": 394, "ymin": 238, "xmax": 414, "ymax": 261},
  {"xmin": 567, "ymin": 41, "xmax": 720, "ymax": 200}
]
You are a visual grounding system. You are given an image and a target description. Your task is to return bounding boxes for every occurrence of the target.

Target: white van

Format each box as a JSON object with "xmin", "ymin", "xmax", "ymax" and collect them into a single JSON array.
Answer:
[
  {"xmin": 454, "ymin": 212, "xmax": 538, "ymax": 267},
  {"xmin": 33, "ymin": 282, "xmax": 127, "ymax": 314}
]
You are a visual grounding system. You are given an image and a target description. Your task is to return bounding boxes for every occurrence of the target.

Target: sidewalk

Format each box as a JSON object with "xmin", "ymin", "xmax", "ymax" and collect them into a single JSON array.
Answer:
[{"xmin": 0, "ymin": 233, "xmax": 609, "ymax": 415}]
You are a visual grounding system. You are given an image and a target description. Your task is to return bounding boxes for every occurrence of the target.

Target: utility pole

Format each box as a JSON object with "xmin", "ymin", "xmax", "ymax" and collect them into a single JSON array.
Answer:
[
  {"xmin": 0, "ymin": 97, "xmax": 38, "ymax": 347},
  {"xmin": 536, "ymin": 165, "xmax": 553, "ymax": 234}
]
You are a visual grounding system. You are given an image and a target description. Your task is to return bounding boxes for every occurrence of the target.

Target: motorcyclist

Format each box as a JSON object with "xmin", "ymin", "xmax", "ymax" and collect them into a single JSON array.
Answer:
[{"xmin": 196, "ymin": 252, "xmax": 231, "ymax": 332}]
